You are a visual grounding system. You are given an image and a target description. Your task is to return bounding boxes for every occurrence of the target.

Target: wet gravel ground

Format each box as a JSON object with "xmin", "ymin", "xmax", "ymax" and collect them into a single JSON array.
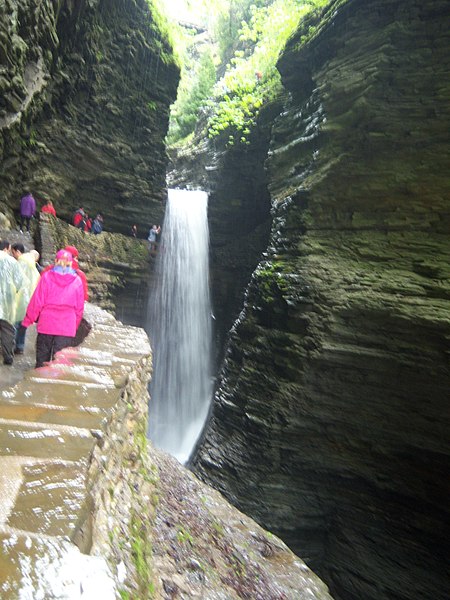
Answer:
[{"xmin": 150, "ymin": 449, "xmax": 333, "ymax": 600}]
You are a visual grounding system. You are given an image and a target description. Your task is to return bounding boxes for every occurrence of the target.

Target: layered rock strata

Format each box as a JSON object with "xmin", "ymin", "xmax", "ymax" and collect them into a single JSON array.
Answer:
[
  {"xmin": 194, "ymin": 1, "xmax": 450, "ymax": 599},
  {"xmin": 0, "ymin": 0, "xmax": 179, "ymax": 234}
]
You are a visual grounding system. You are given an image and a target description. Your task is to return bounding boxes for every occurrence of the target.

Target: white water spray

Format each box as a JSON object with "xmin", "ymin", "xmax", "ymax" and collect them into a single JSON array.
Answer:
[{"xmin": 147, "ymin": 189, "xmax": 212, "ymax": 463}]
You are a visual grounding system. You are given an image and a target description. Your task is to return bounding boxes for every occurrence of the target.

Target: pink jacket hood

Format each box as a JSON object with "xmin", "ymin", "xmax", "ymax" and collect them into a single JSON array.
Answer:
[{"xmin": 22, "ymin": 269, "xmax": 84, "ymax": 337}]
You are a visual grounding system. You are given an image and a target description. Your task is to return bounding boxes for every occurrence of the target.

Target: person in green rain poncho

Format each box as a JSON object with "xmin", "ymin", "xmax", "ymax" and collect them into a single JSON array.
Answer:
[
  {"xmin": 0, "ymin": 240, "xmax": 25, "ymax": 365},
  {"xmin": 11, "ymin": 243, "xmax": 40, "ymax": 354}
]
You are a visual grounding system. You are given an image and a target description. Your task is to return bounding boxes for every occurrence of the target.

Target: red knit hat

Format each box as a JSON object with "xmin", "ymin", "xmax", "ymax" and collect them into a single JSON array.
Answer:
[{"xmin": 64, "ymin": 245, "xmax": 79, "ymax": 258}]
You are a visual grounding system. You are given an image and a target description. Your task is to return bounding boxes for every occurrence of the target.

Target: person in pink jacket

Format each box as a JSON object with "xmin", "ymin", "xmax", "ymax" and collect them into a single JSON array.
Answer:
[{"xmin": 21, "ymin": 249, "xmax": 84, "ymax": 368}]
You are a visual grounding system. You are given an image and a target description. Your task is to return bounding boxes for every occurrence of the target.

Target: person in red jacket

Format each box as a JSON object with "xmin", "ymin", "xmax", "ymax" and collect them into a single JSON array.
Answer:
[
  {"xmin": 73, "ymin": 207, "xmax": 86, "ymax": 228},
  {"xmin": 64, "ymin": 245, "xmax": 88, "ymax": 301},
  {"xmin": 41, "ymin": 200, "xmax": 56, "ymax": 217},
  {"xmin": 21, "ymin": 249, "xmax": 84, "ymax": 368}
]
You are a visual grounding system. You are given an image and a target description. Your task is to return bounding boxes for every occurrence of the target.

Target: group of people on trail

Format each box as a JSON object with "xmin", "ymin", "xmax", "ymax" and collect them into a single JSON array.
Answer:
[
  {"xmin": 19, "ymin": 192, "xmax": 104, "ymax": 236},
  {"xmin": 72, "ymin": 207, "xmax": 104, "ymax": 234},
  {"xmin": 130, "ymin": 223, "xmax": 161, "ymax": 252},
  {"xmin": 0, "ymin": 240, "xmax": 88, "ymax": 369},
  {"xmin": 19, "ymin": 192, "xmax": 57, "ymax": 234}
]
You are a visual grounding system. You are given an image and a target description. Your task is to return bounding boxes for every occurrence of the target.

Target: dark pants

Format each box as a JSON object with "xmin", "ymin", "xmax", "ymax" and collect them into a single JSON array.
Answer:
[
  {"xmin": 0, "ymin": 319, "xmax": 15, "ymax": 364},
  {"xmin": 36, "ymin": 333, "xmax": 75, "ymax": 368},
  {"xmin": 14, "ymin": 321, "xmax": 26, "ymax": 352},
  {"xmin": 20, "ymin": 215, "xmax": 31, "ymax": 232}
]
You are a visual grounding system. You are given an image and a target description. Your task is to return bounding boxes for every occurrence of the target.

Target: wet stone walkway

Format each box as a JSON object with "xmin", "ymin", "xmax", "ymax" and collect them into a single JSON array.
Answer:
[{"xmin": 0, "ymin": 303, "xmax": 152, "ymax": 598}]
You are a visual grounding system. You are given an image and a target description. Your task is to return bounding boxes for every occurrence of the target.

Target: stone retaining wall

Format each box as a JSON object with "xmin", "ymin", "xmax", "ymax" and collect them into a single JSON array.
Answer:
[{"xmin": 0, "ymin": 302, "xmax": 153, "ymax": 597}]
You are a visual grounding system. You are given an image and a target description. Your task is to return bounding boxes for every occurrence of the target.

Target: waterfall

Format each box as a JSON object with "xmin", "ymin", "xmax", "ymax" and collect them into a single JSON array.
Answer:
[{"xmin": 147, "ymin": 188, "xmax": 212, "ymax": 463}]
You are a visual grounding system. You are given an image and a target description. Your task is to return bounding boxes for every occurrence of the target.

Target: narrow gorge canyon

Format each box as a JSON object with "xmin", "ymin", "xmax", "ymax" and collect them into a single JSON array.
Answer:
[{"xmin": 1, "ymin": 0, "xmax": 449, "ymax": 599}]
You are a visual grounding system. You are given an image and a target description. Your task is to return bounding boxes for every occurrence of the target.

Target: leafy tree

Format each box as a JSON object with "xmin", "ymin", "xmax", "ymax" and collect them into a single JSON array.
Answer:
[
  {"xmin": 207, "ymin": 0, "xmax": 328, "ymax": 145},
  {"xmin": 162, "ymin": 0, "xmax": 330, "ymax": 146},
  {"xmin": 168, "ymin": 47, "xmax": 216, "ymax": 143}
]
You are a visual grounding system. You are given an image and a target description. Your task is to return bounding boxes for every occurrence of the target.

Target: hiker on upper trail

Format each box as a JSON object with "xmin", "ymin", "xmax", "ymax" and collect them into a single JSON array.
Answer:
[
  {"xmin": 147, "ymin": 224, "xmax": 161, "ymax": 251},
  {"xmin": 92, "ymin": 213, "xmax": 104, "ymax": 234},
  {"xmin": 19, "ymin": 191, "xmax": 36, "ymax": 233},
  {"xmin": 22, "ymin": 249, "xmax": 84, "ymax": 368},
  {"xmin": 73, "ymin": 207, "xmax": 86, "ymax": 229},
  {"xmin": 0, "ymin": 240, "xmax": 25, "ymax": 365},
  {"xmin": 41, "ymin": 199, "xmax": 56, "ymax": 217}
]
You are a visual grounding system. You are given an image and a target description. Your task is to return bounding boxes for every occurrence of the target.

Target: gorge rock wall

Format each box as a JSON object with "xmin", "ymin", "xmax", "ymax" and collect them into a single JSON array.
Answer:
[
  {"xmin": 194, "ymin": 1, "xmax": 450, "ymax": 599},
  {"xmin": 0, "ymin": 0, "xmax": 179, "ymax": 234}
]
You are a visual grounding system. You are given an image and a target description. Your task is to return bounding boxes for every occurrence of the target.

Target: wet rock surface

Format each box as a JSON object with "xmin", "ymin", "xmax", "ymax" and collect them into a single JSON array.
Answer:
[
  {"xmin": 0, "ymin": 298, "xmax": 333, "ymax": 599},
  {"xmin": 0, "ymin": 0, "xmax": 179, "ymax": 234},
  {"xmin": 194, "ymin": 1, "xmax": 450, "ymax": 599},
  {"xmin": 0, "ymin": 533, "xmax": 116, "ymax": 599},
  {"xmin": 151, "ymin": 450, "xmax": 333, "ymax": 600}
]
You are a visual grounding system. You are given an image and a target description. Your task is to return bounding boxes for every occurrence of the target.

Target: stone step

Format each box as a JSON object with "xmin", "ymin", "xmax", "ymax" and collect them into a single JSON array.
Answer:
[
  {"xmin": 0, "ymin": 378, "xmax": 122, "ymax": 431},
  {"xmin": 0, "ymin": 530, "xmax": 115, "ymax": 597},
  {"xmin": 6, "ymin": 461, "xmax": 89, "ymax": 538},
  {"xmin": 0, "ymin": 421, "xmax": 94, "ymax": 462}
]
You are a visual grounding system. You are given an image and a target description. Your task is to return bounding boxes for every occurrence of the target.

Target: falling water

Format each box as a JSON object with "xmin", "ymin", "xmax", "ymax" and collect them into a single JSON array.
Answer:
[{"xmin": 147, "ymin": 188, "xmax": 212, "ymax": 463}]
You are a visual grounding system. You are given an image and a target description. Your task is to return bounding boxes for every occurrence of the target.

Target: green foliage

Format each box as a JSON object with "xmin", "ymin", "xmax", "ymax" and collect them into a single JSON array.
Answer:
[
  {"xmin": 144, "ymin": 0, "xmax": 180, "ymax": 68},
  {"xmin": 177, "ymin": 526, "xmax": 194, "ymax": 544},
  {"xmin": 130, "ymin": 509, "xmax": 154, "ymax": 595},
  {"xmin": 254, "ymin": 260, "xmax": 288, "ymax": 304},
  {"xmin": 161, "ymin": 0, "xmax": 331, "ymax": 146},
  {"xmin": 207, "ymin": 0, "xmax": 329, "ymax": 145},
  {"xmin": 212, "ymin": 520, "xmax": 224, "ymax": 538},
  {"xmin": 168, "ymin": 48, "xmax": 216, "ymax": 143},
  {"xmin": 213, "ymin": 0, "xmax": 268, "ymax": 64},
  {"xmin": 21, "ymin": 128, "xmax": 38, "ymax": 147}
]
